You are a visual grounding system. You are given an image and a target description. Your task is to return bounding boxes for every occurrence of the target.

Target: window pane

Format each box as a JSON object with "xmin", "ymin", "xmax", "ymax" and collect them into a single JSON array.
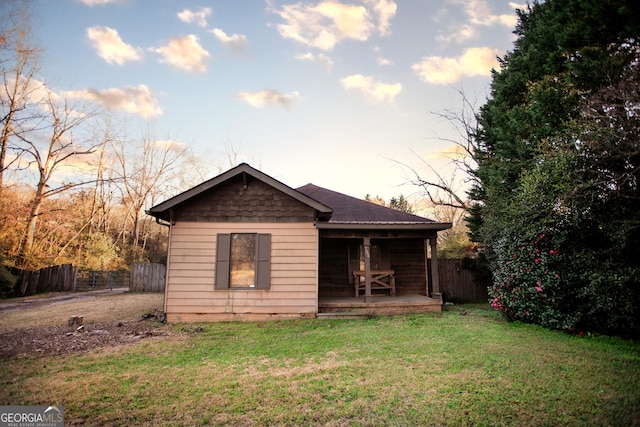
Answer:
[{"xmin": 230, "ymin": 233, "xmax": 256, "ymax": 287}]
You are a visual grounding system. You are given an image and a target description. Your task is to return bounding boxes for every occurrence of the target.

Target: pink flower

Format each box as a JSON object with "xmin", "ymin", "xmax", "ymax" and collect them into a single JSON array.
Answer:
[
  {"xmin": 535, "ymin": 286, "xmax": 543, "ymax": 292},
  {"xmin": 554, "ymin": 273, "xmax": 560, "ymax": 278},
  {"xmin": 525, "ymin": 311, "xmax": 530, "ymax": 315},
  {"xmin": 550, "ymin": 249, "xmax": 558, "ymax": 255},
  {"xmin": 534, "ymin": 258, "xmax": 541, "ymax": 264},
  {"xmin": 540, "ymin": 233, "xmax": 545, "ymax": 239}
]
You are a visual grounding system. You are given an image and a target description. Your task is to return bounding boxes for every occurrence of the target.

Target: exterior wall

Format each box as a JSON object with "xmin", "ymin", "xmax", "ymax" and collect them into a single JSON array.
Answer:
[{"xmin": 165, "ymin": 222, "xmax": 319, "ymax": 322}]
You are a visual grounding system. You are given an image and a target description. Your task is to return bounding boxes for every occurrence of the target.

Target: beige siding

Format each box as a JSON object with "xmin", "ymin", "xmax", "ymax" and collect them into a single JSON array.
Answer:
[{"xmin": 165, "ymin": 222, "xmax": 319, "ymax": 321}]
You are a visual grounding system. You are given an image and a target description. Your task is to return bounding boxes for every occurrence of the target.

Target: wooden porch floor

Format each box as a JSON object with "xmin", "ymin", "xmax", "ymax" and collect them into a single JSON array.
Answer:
[{"xmin": 318, "ymin": 294, "xmax": 442, "ymax": 316}]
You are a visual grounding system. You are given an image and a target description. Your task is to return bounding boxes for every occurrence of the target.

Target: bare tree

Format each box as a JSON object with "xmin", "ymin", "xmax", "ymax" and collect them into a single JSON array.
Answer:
[
  {"xmin": 398, "ymin": 88, "xmax": 481, "ymax": 213},
  {"xmin": 0, "ymin": 0, "xmax": 42, "ymax": 191},
  {"xmin": 15, "ymin": 87, "xmax": 102, "ymax": 264},
  {"xmin": 110, "ymin": 125, "xmax": 189, "ymax": 258}
]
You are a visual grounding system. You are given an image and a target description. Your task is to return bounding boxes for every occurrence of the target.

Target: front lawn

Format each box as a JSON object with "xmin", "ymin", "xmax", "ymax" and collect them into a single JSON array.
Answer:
[{"xmin": 1, "ymin": 304, "xmax": 638, "ymax": 426}]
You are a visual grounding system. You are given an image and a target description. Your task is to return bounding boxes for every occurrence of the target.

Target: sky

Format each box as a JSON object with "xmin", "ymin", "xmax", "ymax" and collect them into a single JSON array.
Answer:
[{"xmin": 31, "ymin": 0, "xmax": 522, "ymax": 203}]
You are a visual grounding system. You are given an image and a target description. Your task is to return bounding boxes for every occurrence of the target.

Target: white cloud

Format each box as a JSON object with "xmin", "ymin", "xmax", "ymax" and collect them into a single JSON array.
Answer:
[
  {"xmin": 452, "ymin": 0, "xmax": 517, "ymax": 28},
  {"xmin": 436, "ymin": 24, "xmax": 477, "ymax": 44},
  {"xmin": 151, "ymin": 139, "xmax": 187, "ymax": 151},
  {"xmin": 272, "ymin": 0, "xmax": 397, "ymax": 51},
  {"xmin": 411, "ymin": 47, "xmax": 499, "ymax": 84},
  {"xmin": 150, "ymin": 35, "xmax": 209, "ymax": 73},
  {"xmin": 295, "ymin": 52, "xmax": 334, "ymax": 70},
  {"xmin": 210, "ymin": 28, "xmax": 248, "ymax": 52},
  {"xmin": 79, "ymin": 0, "xmax": 122, "ymax": 5},
  {"xmin": 177, "ymin": 7, "xmax": 212, "ymax": 27},
  {"xmin": 86, "ymin": 26, "xmax": 141, "ymax": 65},
  {"xmin": 364, "ymin": 0, "xmax": 397, "ymax": 35},
  {"xmin": 340, "ymin": 74, "xmax": 401, "ymax": 103},
  {"xmin": 377, "ymin": 57, "xmax": 392, "ymax": 66},
  {"xmin": 65, "ymin": 84, "xmax": 162, "ymax": 118},
  {"xmin": 237, "ymin": 90, "xmax": 300, "ymax": 108}
]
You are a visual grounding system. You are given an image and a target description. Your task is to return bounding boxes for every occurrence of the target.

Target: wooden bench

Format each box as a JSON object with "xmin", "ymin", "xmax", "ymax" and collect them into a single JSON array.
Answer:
[{"xmin": 353, "ymin": 270, "xmax": 396, "ymax": 297}]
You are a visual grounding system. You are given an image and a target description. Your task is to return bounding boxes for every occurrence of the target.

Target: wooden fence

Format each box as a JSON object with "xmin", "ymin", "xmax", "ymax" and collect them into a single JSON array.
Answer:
[
  {"xmin": 11, "ymin": 260, "xmax": 481, "ymax": 301},
  {"xmin": 437, "ymin": 258, "xmax": 490, "ymax": 303},
  {"xmin": 17, "ymin": 264, "xmax": 78, "ymax": 296},
  {"xmin": 130, "ymin": 263, "xmax": 166, "ymax": 292}
]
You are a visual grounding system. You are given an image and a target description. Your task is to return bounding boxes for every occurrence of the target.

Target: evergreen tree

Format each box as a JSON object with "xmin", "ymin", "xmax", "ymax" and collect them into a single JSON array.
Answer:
[{"xmin": 470, "ymin": 0, "xmax": 640, "ymax": 337}]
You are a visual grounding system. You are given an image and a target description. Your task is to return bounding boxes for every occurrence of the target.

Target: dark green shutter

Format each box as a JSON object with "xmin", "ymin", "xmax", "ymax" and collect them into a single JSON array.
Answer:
[
  {"xmin": 215, "ymin": 234, "xmax": 231, "ymax": 289},
  {"xmin": 255, "ymin": 233, "xmax": 271, "ymax": 289}
]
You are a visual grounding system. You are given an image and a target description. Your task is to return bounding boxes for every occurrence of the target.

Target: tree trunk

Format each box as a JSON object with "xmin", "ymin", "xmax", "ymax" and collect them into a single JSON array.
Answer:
[{"xmin": 18, "ymin": 179, "xmax": 45, "ymax": 263}]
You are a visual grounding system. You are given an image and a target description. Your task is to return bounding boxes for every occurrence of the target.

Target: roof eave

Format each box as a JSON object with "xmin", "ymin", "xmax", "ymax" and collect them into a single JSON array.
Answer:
[{"xmin": 315, "ymin": 222, "xmax": 453, "ymax": 231}]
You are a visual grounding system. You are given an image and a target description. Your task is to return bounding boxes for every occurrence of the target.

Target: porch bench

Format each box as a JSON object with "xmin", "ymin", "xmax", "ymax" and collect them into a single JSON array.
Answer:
[{"xmin": 353, "ymin": 270, "xmax": 396, "ymax": 297}]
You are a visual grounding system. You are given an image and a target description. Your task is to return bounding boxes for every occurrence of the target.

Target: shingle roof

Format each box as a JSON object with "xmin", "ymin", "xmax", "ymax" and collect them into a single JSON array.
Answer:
[{"xmin": 296, "ymin": 184, "xmax": 451, "ymax": 230}]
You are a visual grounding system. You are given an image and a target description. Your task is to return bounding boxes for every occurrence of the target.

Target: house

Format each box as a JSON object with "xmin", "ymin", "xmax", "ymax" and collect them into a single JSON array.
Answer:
[{"xmin": 147, "ymin": 163, "xmax": 452, "ymax": 322}]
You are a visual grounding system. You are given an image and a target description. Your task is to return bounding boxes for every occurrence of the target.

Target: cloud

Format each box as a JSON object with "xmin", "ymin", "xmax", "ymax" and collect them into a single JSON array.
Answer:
[
  {"xmin": 295, "ymin": 52, "xmax": 334, "ymax": 70},
  {"xmin": 237, "ymin": 90, "xmax": 300, "ymax": 108},
  {"xmin": 340, "ymin": 74, "xmax": 401, "ymax": 103},
  {"xmin": 271, "ymin": 0, "xmax": 396, "ymax": 51},
  {"xmin": 65, "ymin": 84, "xmax": 162, "ymax": 118},
  {"xmin": 434, "ymin": 0, "xmax": 519, "ymax": 45},
  {"xmin": 411, "ymin": 47, "xmax": 499, "ymax": 85},
  {"xmin": 452, "ymin": 0, "xmax": 517, "ymax": 28},
  {"xmin": 377, "ymin": 57, "xmax": 392, "ymax": 66},
  {"xmin": 364, "ymin": 0, "xmax": 397, "ymax": 35},
  {"xmin": 210, "ymin": 28, "xmax": 248, "ymax": 52},
  {"xmin": 435, "ymin": 24, "xmax": 477, "ymax": 44},
  {"xmin": 79, "ymin": 0, "xmax": 122, "ymax": 5},
  {"xmin": 86, "ymin": 26, "xmax": 141, "ymax": 65},
  {"xmin": 150, "ymin": 139, "xmax": 187, "ymax": 151},
  {"xmin": 150, "ymin": 35, "xmax": 209, "ymax": 73},
  {"xmin": 426, "ymin": 143, "xmax": 471, "ymax": 161},
  {"xmin": 177, "ymin": 7, "xmax": 212, "ymax": 27}
]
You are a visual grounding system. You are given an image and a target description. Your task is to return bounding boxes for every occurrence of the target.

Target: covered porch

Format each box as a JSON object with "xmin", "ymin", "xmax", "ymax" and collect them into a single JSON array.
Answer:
[{"xmin": 316, "ymin": 227, "xmax": 446, "ymax": 316}]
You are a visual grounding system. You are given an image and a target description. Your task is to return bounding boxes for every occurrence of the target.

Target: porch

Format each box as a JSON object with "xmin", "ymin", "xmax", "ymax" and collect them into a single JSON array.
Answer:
[{"xmin": 317, "ymin": 294, "xmax": 442, "ymax": 317}]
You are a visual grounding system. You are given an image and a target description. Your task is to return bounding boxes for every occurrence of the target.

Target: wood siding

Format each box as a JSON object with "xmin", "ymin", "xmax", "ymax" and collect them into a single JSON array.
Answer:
[{"xmin": 165, "ymin": 222, "xmax": 318, "ymax": 322}]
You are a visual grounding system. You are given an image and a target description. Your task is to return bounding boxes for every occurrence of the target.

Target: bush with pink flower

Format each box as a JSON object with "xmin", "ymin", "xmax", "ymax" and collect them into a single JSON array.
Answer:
[{"xmin": 489, "ymin": 233, "xmax": 580, "ymax": 332}]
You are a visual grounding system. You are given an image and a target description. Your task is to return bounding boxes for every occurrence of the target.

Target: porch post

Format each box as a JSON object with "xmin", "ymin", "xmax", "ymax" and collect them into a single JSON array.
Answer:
[
  {"xmin": 363, "ymin": 237, "xmax": 372, "ymax": 303},
  {"xmin": 429, "ymin": 238, "xmax": 442, "ymax": 301}
]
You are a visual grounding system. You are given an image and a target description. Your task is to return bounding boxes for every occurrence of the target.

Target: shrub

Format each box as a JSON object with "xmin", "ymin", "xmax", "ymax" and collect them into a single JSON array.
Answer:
[
  {"xmin": 489, "ymin": 233, "xmax": 580, "ymax": 332},
  {"xmin": 0, "ymin": 261, "xmax": 18, "ymax": 298}
]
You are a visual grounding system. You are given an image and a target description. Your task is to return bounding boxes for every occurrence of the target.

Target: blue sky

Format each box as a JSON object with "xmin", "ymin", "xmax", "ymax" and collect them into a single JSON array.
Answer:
[{"xmin": 32, "ymin": 0, "xmax": 521, "ymax": 201}]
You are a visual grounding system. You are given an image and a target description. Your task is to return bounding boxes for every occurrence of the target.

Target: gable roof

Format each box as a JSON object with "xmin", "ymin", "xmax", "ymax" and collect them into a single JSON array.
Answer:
[
  {"xmin": 147, "ymin": 163, "xmax": 333, "ymax": 221},
  {"xmin": 296, "ymin": 184, "xmax": 451, "ymax": 230},
  {"xmin": 148, "ymin": 163, "xmax": 451, "ymax": 231}
]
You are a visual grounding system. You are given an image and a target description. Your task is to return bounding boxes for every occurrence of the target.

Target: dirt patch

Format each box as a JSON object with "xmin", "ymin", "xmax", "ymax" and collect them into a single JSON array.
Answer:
[{"xmin": 0, "ymin": 290, "xmax": 168, "ymax": 359}]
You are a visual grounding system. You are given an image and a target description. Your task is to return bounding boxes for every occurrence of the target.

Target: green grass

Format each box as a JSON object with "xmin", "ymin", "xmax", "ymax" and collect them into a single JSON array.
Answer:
[{"xmin": 1, "ymin": 304, "xmax": 639, "ymax": 426}]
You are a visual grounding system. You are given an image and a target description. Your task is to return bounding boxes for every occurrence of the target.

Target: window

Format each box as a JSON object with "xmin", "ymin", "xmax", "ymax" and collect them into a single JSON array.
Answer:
[
  {"xmin": 230, "ymin": 233, "xmax": 256, "ymax": 287},
  {"xmin": 215, "ymin": 233, "xmax": 271, "ymax": 289}
]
